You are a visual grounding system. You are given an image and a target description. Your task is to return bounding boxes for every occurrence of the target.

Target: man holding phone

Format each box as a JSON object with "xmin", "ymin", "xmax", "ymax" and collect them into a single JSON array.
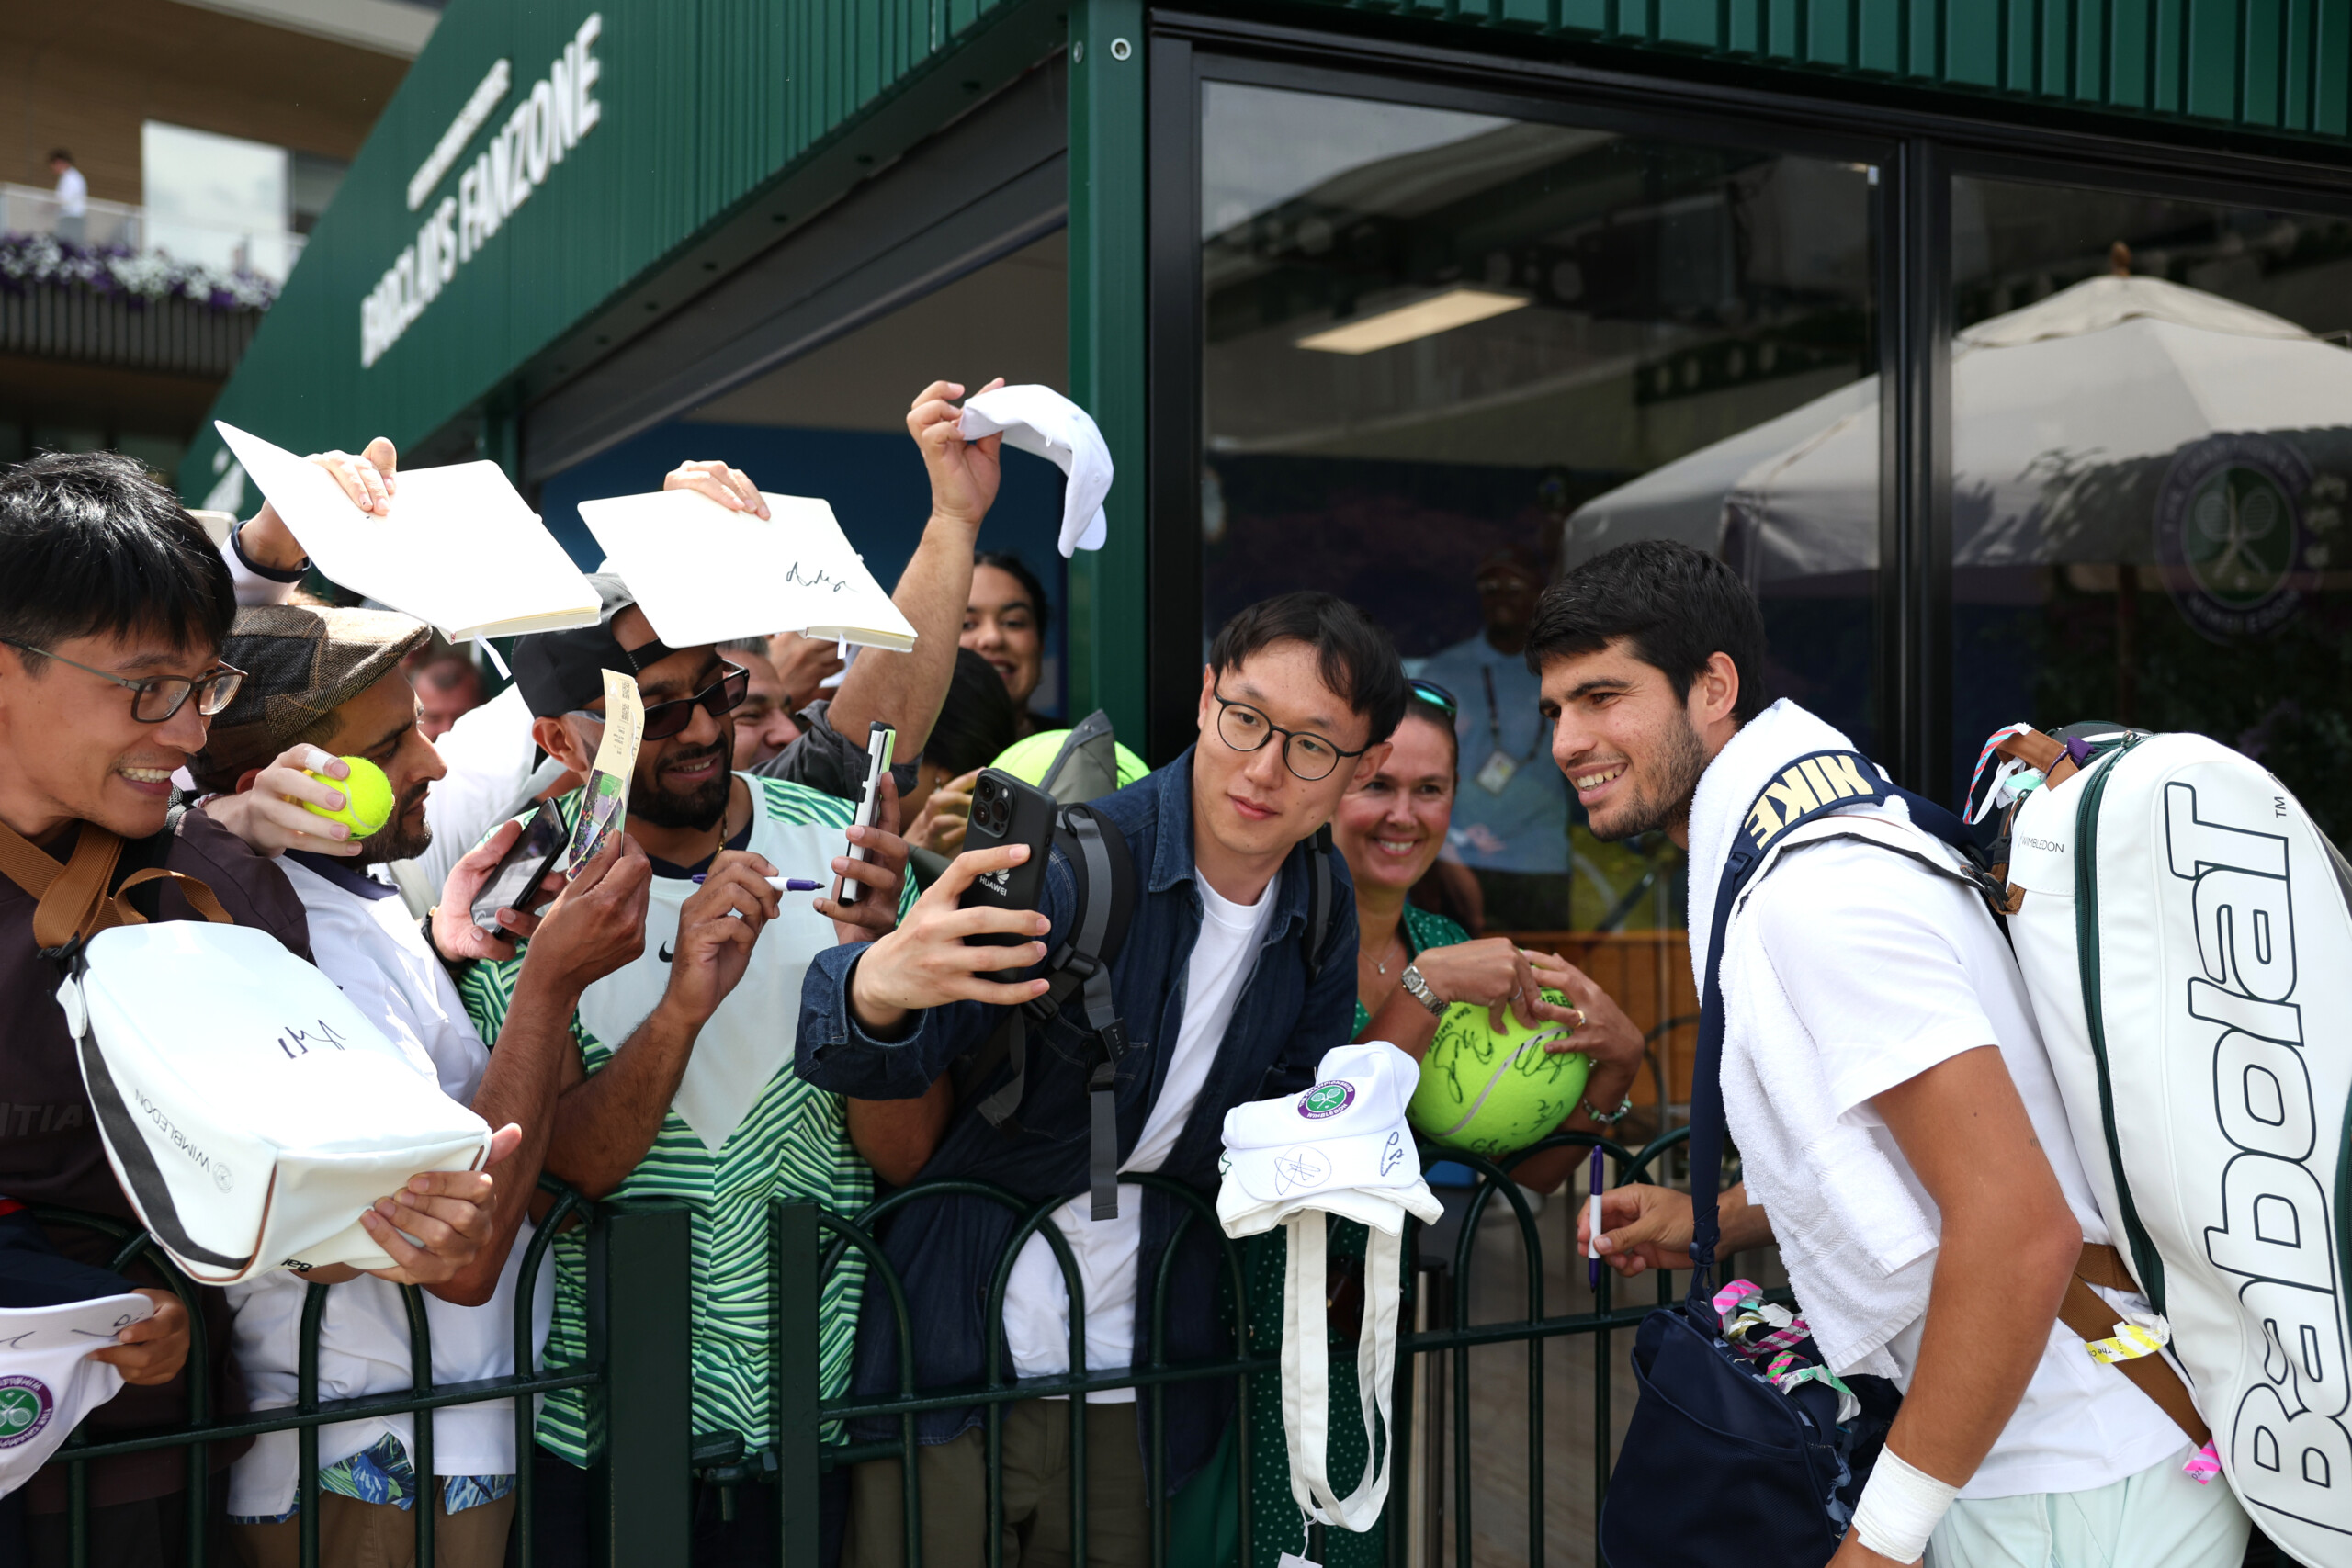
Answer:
[
  {"xmin": 797, "ymin": 592, "xmax": 1407, "ymax": 1566},
  {"xmin": 188, "ymin": 604, "xmax": 650, "ymax": 1564},
  {"xmin": 456, "ymin": 575, "xmax": 925, "ymax": 1567}
]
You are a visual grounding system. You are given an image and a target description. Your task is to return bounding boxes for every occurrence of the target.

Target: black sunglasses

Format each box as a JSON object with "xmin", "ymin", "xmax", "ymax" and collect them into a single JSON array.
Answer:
[
  {"xmin": 571, "ymin": 662, "xmax": 751, "ymax": 741},
  {"xmin": 1408, "ymin": 679, "xmax": 1458, "ymax": 721}
]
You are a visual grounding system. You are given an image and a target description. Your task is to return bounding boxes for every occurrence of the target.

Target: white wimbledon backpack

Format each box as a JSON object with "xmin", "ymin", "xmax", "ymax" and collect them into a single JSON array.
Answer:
[
  {"xmin": 1984, "ymin": 725, "xmax": 2352, "ymax": 1563},
  {"xmin": 3, "ymin": 818, "xmax": 492, "ymax": 1287}
]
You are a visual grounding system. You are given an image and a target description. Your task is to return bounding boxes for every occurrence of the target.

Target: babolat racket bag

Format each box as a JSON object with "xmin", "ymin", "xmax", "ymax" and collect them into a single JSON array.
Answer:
[
  {"xmin": 1977, "ymin": 724, "xmax": 2352, "ymax": 1564},
  {"xmin": 58, "ymin": 919, "xmax": 492, "ymax": 1287}
]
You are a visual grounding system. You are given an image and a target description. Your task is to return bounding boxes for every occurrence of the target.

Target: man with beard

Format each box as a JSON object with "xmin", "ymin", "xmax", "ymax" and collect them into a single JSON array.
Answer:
[
  {"xmin": 189, "ymin": 604, "xmax": 650, "ymax": 1567},
  {"xmin": 1555, "ymin": 543, "xmax": 2239, "ymax": 1567},
  {"xmin": 457, "ymin": 575, "xmax": 925, "ymax": 1568}
]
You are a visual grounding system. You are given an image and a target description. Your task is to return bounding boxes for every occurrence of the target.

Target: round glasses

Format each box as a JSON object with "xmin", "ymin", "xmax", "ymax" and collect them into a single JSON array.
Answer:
[
  {"xmin": 3, "ymin": 640, "xmax": 245, "ymax": 723},
  {"xmin": 1212, "ymin": 685, "xmax": 1372, "ymax": 782}
]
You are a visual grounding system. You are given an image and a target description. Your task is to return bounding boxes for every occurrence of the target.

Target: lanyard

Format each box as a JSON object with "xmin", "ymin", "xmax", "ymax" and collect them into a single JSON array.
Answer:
[{"xmin": 1481, "ymin": 665, "xmax": 1542, "ymax": 763}]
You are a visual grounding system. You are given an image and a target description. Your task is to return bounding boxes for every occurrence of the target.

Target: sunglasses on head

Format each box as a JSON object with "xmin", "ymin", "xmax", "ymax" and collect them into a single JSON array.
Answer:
[
  {"xmin": 1408, "ymin": 678, "xmax": 1458, "ymax": 721},
  {"xmin": 571, "ymin": 661, "xmax": 751, "ymax": 741}
]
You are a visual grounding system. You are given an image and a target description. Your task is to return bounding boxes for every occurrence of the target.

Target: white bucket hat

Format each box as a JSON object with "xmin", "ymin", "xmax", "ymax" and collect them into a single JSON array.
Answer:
[{"xmin": 1219, "ymin": 1043, "xmax": 1442, "ymax": 1536}]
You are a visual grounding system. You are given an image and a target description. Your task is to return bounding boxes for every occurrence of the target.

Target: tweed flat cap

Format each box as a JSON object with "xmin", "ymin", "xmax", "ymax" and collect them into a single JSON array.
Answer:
[{"xmin": 192, "ymin": 604, "xmax": 431, "ymax": 789}]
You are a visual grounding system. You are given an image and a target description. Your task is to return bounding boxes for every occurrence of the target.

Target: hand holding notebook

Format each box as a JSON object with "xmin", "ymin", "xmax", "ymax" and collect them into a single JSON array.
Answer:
[
  {"xmin": 215, "ymin": 422, "xmax": 601, "ymax": 641},
  {"xmin": 576, "ymin": 488, "xmax": 918, "ymax": 652}
]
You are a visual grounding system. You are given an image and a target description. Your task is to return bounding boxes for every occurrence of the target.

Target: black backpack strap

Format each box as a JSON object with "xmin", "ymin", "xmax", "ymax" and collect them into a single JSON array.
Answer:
[
  {"xmin": 1302, "ymin": 824, "xmax": 1336, "ymax": 982},
  {"xmin": 962, "ymin": 806, "xmax": 1138, "ymax": 1221},
  {"xmin": 1686, "ymin": 750, "xmax": 1970, "ymax": 1304}
]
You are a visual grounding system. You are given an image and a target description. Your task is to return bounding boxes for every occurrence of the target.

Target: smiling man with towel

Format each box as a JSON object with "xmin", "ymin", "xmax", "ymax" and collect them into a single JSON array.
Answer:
[{"xmin": 1536, "ymin": 542, "xmax": 2244, "ymax": 1568}]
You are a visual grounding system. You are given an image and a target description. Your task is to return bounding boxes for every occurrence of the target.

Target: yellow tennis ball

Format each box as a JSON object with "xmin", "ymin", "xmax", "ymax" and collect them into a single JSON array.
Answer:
[
  {"xmin": 1407, "ymin": 988, "xmax": 1590, "ymax": 1158},
  {"xmin": 300, "ymin": 756, "xmax": 395, "ymax": 836}
]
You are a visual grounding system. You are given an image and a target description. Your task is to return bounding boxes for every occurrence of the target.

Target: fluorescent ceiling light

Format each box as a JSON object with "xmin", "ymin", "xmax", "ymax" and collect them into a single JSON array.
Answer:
[{"xmin": 1295, "ymin": 288, "xmax": 1531, "ymax": 354}]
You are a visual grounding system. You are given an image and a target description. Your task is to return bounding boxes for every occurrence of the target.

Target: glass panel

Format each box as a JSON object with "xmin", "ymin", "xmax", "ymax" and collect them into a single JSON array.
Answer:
[
  {"xmin": 1200, "ymin": 80, "xmax": 1881, "ymax": 939},
  {"xmin": 1950, "ymin": 180, "xmax": 2352, "ymax": 835}
]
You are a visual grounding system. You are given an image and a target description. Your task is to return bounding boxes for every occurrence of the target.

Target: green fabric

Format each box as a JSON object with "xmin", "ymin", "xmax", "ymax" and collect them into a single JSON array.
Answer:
[
  {"xmin": 1349, "ymin": 902, "xmax": 1471, "ymax": 1038},
  {"xmin": 457, "ymin": 774, "xmax": 874, "ymax": 1463}
]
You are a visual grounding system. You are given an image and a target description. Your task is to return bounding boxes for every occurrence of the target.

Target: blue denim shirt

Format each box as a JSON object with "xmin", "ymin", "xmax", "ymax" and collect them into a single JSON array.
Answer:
[{"xmin": 796, "ymin": 750, "xmax": 1359, "ymax": 1489}]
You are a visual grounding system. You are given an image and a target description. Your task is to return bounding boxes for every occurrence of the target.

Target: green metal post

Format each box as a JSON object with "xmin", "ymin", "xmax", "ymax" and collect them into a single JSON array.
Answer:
[
  {"xmin": 1065, "ymin": 0, "xmax": 1149, "ymax": 749},
  {"xmin": 774, "ymin": 1202, "xmax": 821, "ymax": 1568},
  {"xmin": 587, "ymin": 1202, "xmax": 692, "ymax": 1566}
]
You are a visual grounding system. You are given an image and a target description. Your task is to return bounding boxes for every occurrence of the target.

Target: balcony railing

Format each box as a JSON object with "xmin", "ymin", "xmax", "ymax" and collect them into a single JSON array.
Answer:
[{"xmin": 0, "ymin": 184, "xmax": 307, "ymax": 283}]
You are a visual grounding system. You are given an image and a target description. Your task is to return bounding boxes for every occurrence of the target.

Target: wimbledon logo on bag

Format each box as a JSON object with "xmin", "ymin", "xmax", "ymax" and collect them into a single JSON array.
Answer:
[{"xmin": 2168, "ymin": 783, "xmax": 2351, "ymax": 1533}]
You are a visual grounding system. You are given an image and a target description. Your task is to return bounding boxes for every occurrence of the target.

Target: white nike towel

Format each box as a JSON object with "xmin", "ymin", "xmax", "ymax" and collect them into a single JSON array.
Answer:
[{"xmin": 956, "ymin": 386, "xmax": 1113, "ymax": 558}]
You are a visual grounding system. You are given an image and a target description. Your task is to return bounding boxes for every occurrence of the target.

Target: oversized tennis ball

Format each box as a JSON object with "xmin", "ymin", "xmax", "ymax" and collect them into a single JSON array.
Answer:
[
  {"xmin": 1407, "ymin": 989, "xmax": 1590, "ymax": 1158},
  {"xmin": 991, "ymin": 729, "xmax": 1148, "ymax": 791},
  {"xmin": 300, "ymin": 756, "xmax": 395, "ymax": 836}
]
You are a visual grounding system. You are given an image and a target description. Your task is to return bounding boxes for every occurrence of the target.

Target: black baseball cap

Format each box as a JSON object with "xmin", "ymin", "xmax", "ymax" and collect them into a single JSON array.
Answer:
[{"xmin": 511, "ymin": 573, "xmax": 692, "ymax": 718}]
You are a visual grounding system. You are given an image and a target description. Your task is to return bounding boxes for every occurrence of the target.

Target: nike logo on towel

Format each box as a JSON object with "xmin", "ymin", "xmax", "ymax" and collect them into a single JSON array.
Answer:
[{"xmin": 658, "ymin": 943, "xmax": 673, "ymax": 964}]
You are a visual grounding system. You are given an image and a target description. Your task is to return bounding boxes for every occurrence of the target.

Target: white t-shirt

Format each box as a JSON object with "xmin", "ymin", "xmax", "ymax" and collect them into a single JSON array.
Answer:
[
  {"xmin": 1740, "ymin": 832, "xmax": 2185, "ymax": 1499},
  {"xmin": 53, "ymin": 166, "xmax": 85, "ymax": 217},
  {"xmin": 226, "ymin": 854, "xmax": 552, "ymax": 1518},
  {"xmin": 1002, "ymin": 873, "xmax": 1278, "ymax": 1401}
]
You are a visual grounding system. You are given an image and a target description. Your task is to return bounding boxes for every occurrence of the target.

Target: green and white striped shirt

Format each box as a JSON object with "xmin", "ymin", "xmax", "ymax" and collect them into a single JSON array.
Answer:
[{"xmin": 458, "ymin": 773, "xmax": 872, "ymax": 1463}]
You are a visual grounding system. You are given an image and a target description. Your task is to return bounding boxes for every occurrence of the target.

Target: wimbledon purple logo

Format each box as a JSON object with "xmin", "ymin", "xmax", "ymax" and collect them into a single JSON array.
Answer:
[
  {"xmin": 1298, "ymin": 1080, "xmax": 1355, "ymax": 1120},
  {"xmin": 0, "ymin": 1375, "xmax": 53, "ymax": 1449}
]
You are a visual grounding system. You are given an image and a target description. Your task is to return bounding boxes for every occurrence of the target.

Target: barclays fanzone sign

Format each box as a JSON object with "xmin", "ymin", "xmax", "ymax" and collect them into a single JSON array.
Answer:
[{"xmin": 358, "ymin": 13, "xmax": 605, "ymax": 368}]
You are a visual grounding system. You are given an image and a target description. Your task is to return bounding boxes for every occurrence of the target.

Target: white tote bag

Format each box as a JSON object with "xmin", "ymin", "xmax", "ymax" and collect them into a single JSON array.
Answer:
[{"xmin": 58, "ymin": 920, "xmax": 492, "ymax": 1285}]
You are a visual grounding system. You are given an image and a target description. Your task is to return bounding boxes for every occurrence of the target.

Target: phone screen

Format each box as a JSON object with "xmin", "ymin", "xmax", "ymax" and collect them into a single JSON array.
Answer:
[{"xmin": 468, "ymin": 802, "xmax": 570, "ymax": 931}]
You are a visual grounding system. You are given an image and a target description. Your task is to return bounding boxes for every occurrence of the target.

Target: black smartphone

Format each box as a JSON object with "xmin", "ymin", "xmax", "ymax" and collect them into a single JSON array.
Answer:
[
  {"xmin": 468, "ymin": 801, "xmax": 571, "ymax": 932},
  {"xmin": 956, "ymin": 768, "xmax": 1057, "ymax": 945}
]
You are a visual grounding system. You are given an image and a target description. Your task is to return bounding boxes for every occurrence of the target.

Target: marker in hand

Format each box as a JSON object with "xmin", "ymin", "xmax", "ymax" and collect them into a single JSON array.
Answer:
[{"xmin": 689, "ymin": 874, "xmax": 822, "ymax": 892}]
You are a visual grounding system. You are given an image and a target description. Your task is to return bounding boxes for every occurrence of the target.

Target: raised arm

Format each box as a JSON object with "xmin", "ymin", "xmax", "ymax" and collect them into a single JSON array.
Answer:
[{"xmin": 825, "ymin": 378, "xmax": 1005, "ymax": 761}]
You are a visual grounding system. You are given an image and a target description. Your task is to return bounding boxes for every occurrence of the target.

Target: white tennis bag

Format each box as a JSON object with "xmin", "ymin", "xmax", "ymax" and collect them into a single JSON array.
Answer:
[
  {"xmin": 1987, "ymin": 726, "xmax": 2352, "ymax": 1564},
  {"xmin": 58, "ymin": 920, "xmax": 492, "ymax": 1285},
  {"xmin": 1218, "ymin": 1043, "xmax": 1442, "ymax": 1535}
]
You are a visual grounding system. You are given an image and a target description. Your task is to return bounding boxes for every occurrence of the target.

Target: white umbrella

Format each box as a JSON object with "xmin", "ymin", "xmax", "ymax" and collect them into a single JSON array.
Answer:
[{"xmin": 1565, "ymin": 275, "xmax": 2352, "ymax": 581}]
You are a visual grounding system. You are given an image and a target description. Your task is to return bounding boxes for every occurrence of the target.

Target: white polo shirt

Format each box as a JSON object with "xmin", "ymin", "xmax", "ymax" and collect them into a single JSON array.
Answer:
[{"xmin": 224, "ymin": 852, "xmax": 551, "ymax": 1519}]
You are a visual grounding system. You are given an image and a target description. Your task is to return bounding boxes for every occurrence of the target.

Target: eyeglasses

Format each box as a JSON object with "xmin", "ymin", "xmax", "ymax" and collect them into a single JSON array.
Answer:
[
  {"xmin": 4, "ymin": 640, "xmax": 245, "ymax": 723},
  {"xmin": 1212, "ymin": 684, "xmax": 1374, "ymax": 782},
  {"xmin": 569, "ymin": 661, "xmax": 751, "ymax": 741},
  {"xmin": 1408, "ymin": 678, "xmax": 1458, "ymax": 721}
]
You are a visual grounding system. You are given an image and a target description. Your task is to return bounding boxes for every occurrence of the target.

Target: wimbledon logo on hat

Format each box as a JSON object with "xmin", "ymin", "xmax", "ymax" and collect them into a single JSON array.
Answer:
[
  {"xmin": 1298, "ymin": 1080, "xmax": 1355, "ymax": 1120},
  {"xmin": 0, "ymin": 1376, "xmax": 53, "ymax": 1448}
]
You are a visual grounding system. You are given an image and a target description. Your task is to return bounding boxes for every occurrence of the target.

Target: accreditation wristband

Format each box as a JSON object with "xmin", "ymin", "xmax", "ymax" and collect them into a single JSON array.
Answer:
[{"xmin": 1850, "ymin": 1447, "xmax": 1959, "ymax": 1563}]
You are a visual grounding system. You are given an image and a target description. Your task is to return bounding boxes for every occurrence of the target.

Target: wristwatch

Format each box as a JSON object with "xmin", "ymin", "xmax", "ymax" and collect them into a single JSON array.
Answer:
[{"xmin": 1398, "ymin": 964, "xmax": 1444, "ymax": 1018}]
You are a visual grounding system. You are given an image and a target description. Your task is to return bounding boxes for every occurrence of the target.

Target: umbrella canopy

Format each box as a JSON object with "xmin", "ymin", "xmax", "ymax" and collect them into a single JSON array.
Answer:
[{"xmin": 1565, "ymin": 274, "xmax": 2352, "ymax": 581}]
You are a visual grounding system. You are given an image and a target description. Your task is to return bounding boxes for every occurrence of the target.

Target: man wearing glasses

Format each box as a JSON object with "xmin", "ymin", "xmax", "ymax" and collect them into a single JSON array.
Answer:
[
  {"xmin": 797, "ymin": 592, "xmax": 1403, "ymax": 1566},
  {"xmin": 458, "ymin": 569, "xmax": 933, "ymax": 1566},
  {"xmin": 0, "ymin": 451, "xmax": 454, "ymax": 1562}
]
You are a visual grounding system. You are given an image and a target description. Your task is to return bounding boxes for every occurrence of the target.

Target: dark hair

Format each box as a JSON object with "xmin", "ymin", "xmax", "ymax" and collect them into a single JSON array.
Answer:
[
  {"xmin": 49, "ymin": 150, "xmax": 72, "ymax": 165},
  {"xmin": 0, "ymin": 451, "xmax": 233, "ymax": 670},
  {"xmin": 927, "ymin": 647, "xmax": 1021, "ymax": 777},
  {"xmin": 1401, "ymin": 688, "xmax": 1460, "ymax": 775},
  {"xmin": 1524, "ymin": 539, "xmax": 1770, "ymax": 723},
  {"xmin": 973, "ymin": 551, "xmax": 1049, "ymax": 637},
  {"xmin": 1208, "ymin": 592, "xmax": 1408, "ymax": 746}
]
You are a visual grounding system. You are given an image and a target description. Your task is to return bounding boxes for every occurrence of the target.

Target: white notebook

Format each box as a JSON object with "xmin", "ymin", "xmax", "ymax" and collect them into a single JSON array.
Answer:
[
  {"xmin": 576, "ymin": 488, "xmax": 918, "ymax": 652},
  {"xmin": 215, "ymin": 423, "xmax": 602, "ymax": 641}
]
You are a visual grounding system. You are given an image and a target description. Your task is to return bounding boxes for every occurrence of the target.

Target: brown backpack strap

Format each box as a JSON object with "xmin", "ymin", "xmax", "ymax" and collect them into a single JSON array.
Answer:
[
  {"xmin": 0, "ymin": 819, "xmax": 231, "ymax": 953},
  {"xmin": 2059, "ymin": 1242, "xmax": 2211, "ymax": 1449}
]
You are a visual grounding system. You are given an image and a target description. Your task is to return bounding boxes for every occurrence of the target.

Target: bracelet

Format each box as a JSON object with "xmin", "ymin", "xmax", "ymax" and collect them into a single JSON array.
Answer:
[
  {"xmin": 1582, "ymin": 1094, "xmax": 1634, "ymax": 1126},
  {"xmin": 420, "ymin": 908, "xmax": 472, "ymax": 977},
  {"xmin": 1397, "ymin": 964, "xmax": 1445, "ymax": 1018},
  {"xmin": 1851, "ymin": 1447, "xmax": 1959, "ymax": 1562}
]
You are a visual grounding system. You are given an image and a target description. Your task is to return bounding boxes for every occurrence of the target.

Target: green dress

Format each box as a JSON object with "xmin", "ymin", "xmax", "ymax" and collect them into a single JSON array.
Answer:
[{"xmin": 1209, "ymin": 904, "xmax": 1468, "ymax": 1567}]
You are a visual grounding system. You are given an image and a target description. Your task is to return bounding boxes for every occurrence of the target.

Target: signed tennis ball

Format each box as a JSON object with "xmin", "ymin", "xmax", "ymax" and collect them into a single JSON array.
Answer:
[
  {"xmin": 1406, "ymin": 989, "xmax": 1590, "ymax": 1158},
  {"xmin": 300, "ymin": 756, "xmax": 395, "ymax": 837}
]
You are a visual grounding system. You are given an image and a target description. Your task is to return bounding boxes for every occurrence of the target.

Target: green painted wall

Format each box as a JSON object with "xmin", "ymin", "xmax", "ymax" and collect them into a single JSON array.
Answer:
[
  {"xmin": 183, "ymin": 0, "xmax": 1025, "ymax": 496},
  {"xmin": 1340, "ymin": 0, "xmax": 2351, "ymax": 135}
]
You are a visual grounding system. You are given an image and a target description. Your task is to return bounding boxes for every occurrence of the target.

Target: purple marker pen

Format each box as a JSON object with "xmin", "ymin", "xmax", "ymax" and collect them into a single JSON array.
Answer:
[
  {"xmin": 689, "ymin": 874, "xmax": 823, "ymax": 892},
  {"xmin": 1588, "ymin": 1145, "xmax": 1606, "ymax": 1290}
]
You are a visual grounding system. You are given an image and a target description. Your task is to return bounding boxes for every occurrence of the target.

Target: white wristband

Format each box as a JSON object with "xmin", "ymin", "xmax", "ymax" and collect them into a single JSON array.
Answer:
[{"xmin": 1850, "ymin": 1447, "xmax": 1959, "ymax": 1563}]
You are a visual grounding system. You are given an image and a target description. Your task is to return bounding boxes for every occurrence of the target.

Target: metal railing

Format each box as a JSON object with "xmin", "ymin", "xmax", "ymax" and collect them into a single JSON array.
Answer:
[
  {"xmin": 29, "ymin": 1130, "xmax": 1725, "ymax": 1567},
  {"xmin": 775, "ymin": 1124, "xmax": 1711, "ymax": 1568},
  {"xmin": 0, "ymin": 184, "xmax": 307, "ymax": 281}
]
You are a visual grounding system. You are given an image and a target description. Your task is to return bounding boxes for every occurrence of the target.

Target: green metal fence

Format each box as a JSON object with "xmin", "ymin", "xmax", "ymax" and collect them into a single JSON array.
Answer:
[{"xmin": 30, "ymin": 1128, "xmax": 1719, "ymax": 1566}]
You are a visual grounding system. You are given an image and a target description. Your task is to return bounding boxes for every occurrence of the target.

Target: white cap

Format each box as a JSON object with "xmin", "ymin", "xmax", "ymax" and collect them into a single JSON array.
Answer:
[{"xmin": 1218, "ymin": 1043, "xmax": 1436, "ymax": 1213}]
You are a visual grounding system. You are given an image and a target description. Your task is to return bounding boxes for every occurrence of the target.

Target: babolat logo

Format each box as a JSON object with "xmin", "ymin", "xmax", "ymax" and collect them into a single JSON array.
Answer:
[
  {"xmin": 2169, "ymin": 782, "xmax": 2351, "ymax": 1533},
  {"xmin": 1743, "ymin": 752, "xmax": 1880, "ymax": 849}
]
